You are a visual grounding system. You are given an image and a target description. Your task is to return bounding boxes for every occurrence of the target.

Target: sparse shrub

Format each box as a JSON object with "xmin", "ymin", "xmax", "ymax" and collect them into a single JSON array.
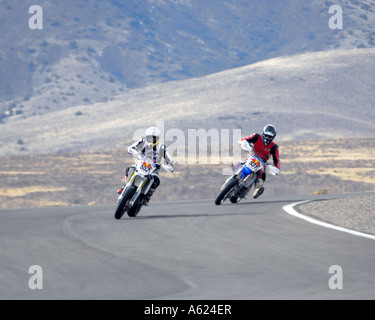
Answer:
[{"xmin": 313, "ymin": 189, "xmax": 328, "ymax": 195}]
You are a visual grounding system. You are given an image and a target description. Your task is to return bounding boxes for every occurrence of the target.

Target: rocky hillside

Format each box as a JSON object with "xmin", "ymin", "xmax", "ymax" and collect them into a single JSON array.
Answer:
[
  {"xmin": 1, "ymin": 1, "xmax": 375, "ymax": 209},
  {"xmin": 0, "ymin": 48, "xmax": 374, "ymax": 156},
  {"xmin": 1, "ymin": 0, "xmax": 375, "ymax": 123}
]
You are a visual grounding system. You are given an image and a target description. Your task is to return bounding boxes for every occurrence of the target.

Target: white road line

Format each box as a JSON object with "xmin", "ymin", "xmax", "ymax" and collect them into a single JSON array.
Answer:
[{"xmin": 283, "ymin": 200, "xmax": 375, "ymax": 241}]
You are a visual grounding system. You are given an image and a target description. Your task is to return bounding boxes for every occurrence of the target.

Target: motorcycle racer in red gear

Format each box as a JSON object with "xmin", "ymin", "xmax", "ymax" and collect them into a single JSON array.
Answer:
[{"xmin": 239, "ymin": 124, "xmax": 280, "ymax": 198}]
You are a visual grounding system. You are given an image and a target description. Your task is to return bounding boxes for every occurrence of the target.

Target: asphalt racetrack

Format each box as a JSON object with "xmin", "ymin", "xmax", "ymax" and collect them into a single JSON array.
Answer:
[{"xmin": 1, "ymin": 194, "xmax": 375, "ymax": 300}]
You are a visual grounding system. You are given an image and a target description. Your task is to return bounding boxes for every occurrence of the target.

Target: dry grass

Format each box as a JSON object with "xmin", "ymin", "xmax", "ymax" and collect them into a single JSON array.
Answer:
[
  {"xmin": 0, "ymin": 186, "xmax": 67, "ymax": 197},
  {"xmin": 280, "ymin": 138, "xmax": 375, "ymax": 184},
  {"xmin": 0, "ymin": 138, "xmax": 374, "ymax": 209}
]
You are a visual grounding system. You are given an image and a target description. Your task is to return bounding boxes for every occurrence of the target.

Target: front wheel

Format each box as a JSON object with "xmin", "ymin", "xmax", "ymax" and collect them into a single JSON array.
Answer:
[
  {"xmin": 230, "ymin": 196, "xmax": 239, "ymax": 203},
  {"xmin": 114, "ymin": 186, "xmax": 136, "ymax": 219},
  {"xmin": 215, "ymin": 179, "xmax": 238, "ymax": 205},
  {"xmin": 127, "ymin": 194, "xmax": 142, "ymax": 217}
]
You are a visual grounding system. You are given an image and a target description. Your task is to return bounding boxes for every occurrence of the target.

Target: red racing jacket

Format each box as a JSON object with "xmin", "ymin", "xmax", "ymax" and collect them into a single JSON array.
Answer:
[{"xmin": 240, "ymin": 133, "xmax": 280, "ymax": 169}]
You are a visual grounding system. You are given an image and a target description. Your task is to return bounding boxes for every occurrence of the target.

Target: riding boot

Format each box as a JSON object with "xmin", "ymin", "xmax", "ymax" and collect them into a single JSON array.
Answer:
[
  {"xmin": 253, "ymin": 179, "xmax": 264, "ymax": 198},
  {"xmin": 143, "ymin": 188, "xmax": 156, "ymax": 206}
]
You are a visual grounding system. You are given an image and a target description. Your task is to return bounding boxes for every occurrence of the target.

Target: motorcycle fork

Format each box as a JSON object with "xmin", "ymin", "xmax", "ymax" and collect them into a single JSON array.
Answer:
[
  {"xmin": 126, "ymin": 172, "xmax": 136, "ymax": 188},
  {"xmin": 242, "ymin": 173, "xmax": 256, "ymax": 188},
  {"xmin": 118, "ymin": 172, "xmax": 136, "ymax": 202},
  {"xmin": 142, "ymin": 178, "xmax": 154, "ymax": 195},
  {"xmin": 129, "ymin": 177, "xmax": 153, "ymax": 207},
  {"xmin": 221, "ymin": 165, "xmax": 243, "ymax": 190},
  {"xmin": 243, "ymin": 175, "xmax": 258, "ymax": 198}
]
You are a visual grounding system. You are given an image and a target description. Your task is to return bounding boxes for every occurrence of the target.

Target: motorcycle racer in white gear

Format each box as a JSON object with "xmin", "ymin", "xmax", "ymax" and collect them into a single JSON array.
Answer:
[
  {"xmin": 118, "ymin": 127, "xmax": 174, "ymax": 205},
  {"xmin": 128, "ymin": 127, "xmax": 174, "ymax": 169}
]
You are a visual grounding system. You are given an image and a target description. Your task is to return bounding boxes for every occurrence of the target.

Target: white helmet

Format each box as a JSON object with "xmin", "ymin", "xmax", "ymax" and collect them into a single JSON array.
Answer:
[{"xmin": 145, "ymin": 127, "xmax": 161, "ymax": 147}]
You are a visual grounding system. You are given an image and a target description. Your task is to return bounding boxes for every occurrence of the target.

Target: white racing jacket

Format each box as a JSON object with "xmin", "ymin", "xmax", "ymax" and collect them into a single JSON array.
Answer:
[{"xmin": 128, "ymin": 137, "xmax": 174, "ymax": 172}]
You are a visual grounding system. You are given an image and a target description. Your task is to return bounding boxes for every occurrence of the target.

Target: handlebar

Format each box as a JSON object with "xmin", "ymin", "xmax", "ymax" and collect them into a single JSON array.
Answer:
[
  {"xmin": 162, "ymin": 164, "xmax": 174, "ymax": 173},
  {"xmin": 128, "ymin": 147, "xmax": 139, "ymax": 155},
  {"xmin": 267, "ymin": 164, "xmax": 280, "ymax": 175},
  {"xmin": 239, "ymin": 140, "xmax": 253, "ymax": 152},
  {"xmin": 239, "ymin": 140, "xmax": 280, "ymax": 175}
]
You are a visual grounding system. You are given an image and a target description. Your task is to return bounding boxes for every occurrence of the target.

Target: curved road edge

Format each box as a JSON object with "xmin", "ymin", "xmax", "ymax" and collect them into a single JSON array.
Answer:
[{"xmin": 283, "ymin": 197, "xmax": 375, "ymax": 241}]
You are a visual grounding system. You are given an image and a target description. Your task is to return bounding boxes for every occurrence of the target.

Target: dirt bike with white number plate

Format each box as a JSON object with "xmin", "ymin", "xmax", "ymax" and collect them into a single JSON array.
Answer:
[
  {"xmin": 215, "ymin": 140, "xmax": 280, "ymax": 205},
  {"xmin": 114, "ymin": 154, "xmax": 173, "ymax": 219}
]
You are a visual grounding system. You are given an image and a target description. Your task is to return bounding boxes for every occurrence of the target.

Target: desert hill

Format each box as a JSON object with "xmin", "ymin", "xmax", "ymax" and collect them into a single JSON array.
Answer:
[
  {"xmin": 1, "ymin": 0, "xmax": 375, "ymax": 124},
  {"xmin": 1, "ymin": 1, "xmax": 375, "ymax": 208},
  {"xmin": 0, "ymin": 48, "xmax": 374, "ymax": 157}
]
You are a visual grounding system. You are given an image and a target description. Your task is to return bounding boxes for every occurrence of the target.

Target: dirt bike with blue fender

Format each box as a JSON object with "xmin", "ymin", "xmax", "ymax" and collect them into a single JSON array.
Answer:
[{"xmin": 215, "ymin": 140, "xmax": 280, "ymax": 205}]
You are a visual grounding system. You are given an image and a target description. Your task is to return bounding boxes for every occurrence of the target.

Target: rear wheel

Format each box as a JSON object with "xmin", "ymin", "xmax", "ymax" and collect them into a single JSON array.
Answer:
[
  {"xmin": 114, "ymin": 186, "xmax": 136, "ymax": 219},
  {"xmin": 215, "ymin": 179, "xmax": 238, "ymax": 205}
]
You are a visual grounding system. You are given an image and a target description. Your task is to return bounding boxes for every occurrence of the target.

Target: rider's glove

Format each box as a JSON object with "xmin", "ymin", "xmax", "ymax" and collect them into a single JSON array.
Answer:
[
  {"xmin": 240, "ymin": 140, "xmax": 253, "ymax": 152},
  {"xmin": 268, "ymin": 166, "xmax": 280, "ymax": 175},
  {"xmin": 128, "ymin": 146, "xmax": 138, "ymax": 155},
  {"xmin": 164, "ymin": 164, "xmax": 174, "ymax": 172}
]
